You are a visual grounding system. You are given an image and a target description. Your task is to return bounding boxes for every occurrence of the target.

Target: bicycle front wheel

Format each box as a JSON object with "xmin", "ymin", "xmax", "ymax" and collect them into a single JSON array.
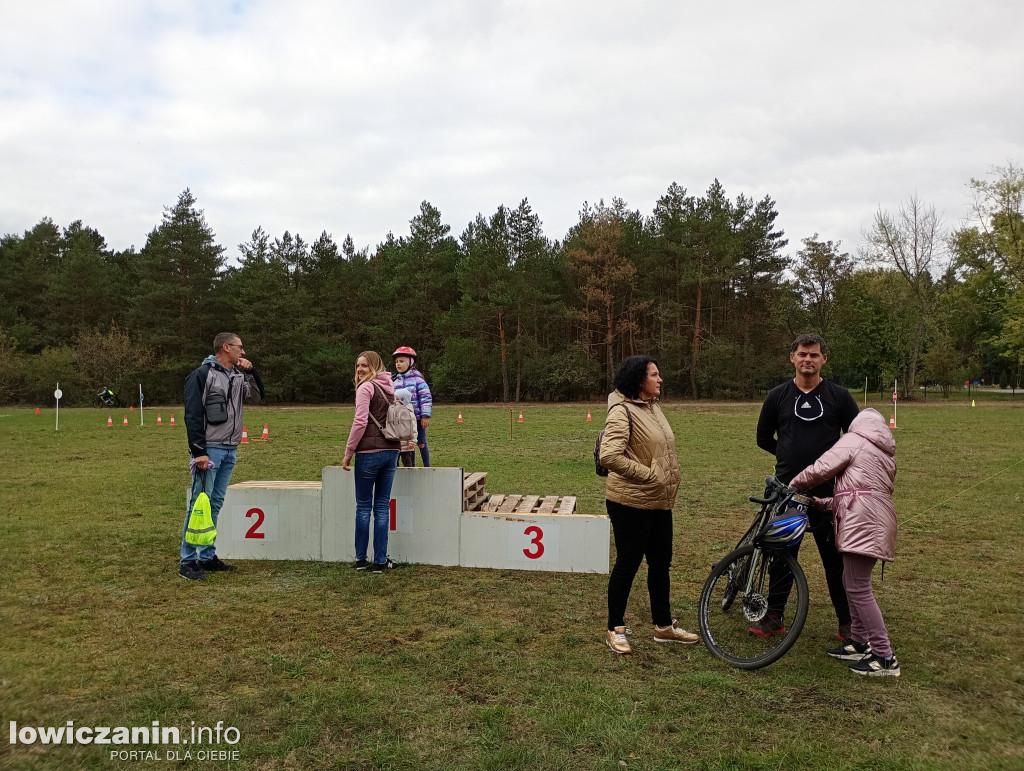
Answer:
[{"xmin": 698, "ymin": 543, "xmax": 809, "ymax": 670}]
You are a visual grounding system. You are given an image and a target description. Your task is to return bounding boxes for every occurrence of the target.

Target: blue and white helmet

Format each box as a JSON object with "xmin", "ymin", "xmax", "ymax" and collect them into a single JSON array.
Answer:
[{"xmin": 760, "ymin": 512, "xmax": 808, "ymax": 547}]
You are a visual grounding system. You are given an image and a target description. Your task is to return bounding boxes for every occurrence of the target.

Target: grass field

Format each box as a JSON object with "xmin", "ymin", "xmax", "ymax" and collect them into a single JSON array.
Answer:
[{"xmin": 2, "ymin": 401, "xmax": 1022, "ymax": 770}]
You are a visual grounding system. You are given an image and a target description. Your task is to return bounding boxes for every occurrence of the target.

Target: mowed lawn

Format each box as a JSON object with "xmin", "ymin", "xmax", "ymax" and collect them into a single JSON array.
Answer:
[{"xmin": 1, "ymin": 400, "xmax": 1022, "ymax": 770}]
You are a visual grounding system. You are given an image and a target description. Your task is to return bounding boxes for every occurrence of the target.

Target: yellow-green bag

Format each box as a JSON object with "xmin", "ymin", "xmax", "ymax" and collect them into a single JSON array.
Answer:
[{"xmin": 186, "ymin": 488, "xmax": 217, "ymax": 546}]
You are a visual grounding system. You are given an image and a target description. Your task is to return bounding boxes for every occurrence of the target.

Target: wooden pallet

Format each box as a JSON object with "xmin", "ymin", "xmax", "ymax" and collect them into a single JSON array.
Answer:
[
  {"xmin": 479, "ymin": 493, "xmax": 577, "ymax": 514},
  {"xmin": 463, "ymin": 471, "xmax": 488, "ymax": 511}
]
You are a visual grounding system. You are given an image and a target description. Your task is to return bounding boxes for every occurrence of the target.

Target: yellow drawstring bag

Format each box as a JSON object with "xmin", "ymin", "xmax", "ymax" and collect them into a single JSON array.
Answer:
[{"xmin": 185, "ymin": 472, "xmax": 217, "ymax": 546}]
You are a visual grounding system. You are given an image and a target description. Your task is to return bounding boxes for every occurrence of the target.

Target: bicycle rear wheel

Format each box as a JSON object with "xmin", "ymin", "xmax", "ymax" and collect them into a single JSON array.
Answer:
[{"xmin": 698, "ymin": 543, "xmax": 809, "ymax": 670}]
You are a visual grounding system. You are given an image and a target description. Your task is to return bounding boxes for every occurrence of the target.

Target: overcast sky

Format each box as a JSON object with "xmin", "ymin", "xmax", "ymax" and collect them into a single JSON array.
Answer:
[{"xmin": 2, "ymin": 1, "xmax": 1022, "ymax": 262}]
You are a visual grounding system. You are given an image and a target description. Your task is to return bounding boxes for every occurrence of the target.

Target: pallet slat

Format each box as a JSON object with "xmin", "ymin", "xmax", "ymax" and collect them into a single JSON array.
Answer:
[
  {"xmin": 481, "ymin": 494, "xmax": 505, "ymax": 512},
  {"xmin": 536, "ymin": 496, "xmax": 559, "ymax": 513},
  {"xmin": 497, "ymin": 494, "xmax": 523, "ymax": 513},
  {"xmin": 516, "ymin": 495, "xmax": 540, "ymax": 513},
  {"xmin": 556, "ymin": 496, "xmax": 577, "ymax": 513}
]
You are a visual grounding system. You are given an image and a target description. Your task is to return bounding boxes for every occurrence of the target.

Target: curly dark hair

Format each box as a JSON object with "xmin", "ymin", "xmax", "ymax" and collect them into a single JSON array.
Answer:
[{"xmin": 613, "ymin": 356, "xmax": 658, "ymax": 399}]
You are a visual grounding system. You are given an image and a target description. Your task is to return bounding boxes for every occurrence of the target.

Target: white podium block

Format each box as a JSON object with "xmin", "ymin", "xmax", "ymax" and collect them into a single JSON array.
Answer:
[
  {"xmin": 212, "ymin": 481, "xmax": 323, "ymax": 561},
  {"xmin": 321, "ymin": 466, "xmax": 463, "ymax": 566},
  {"xmin": 459, "ymin": 511, "xmax": 610, "ymax": 573}
]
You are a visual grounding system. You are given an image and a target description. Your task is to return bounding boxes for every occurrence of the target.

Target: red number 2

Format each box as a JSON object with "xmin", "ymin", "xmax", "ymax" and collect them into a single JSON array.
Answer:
[
  {"xmin": 245, "ymin": 507, "xmax": 266, "ymax": 539},
  {"xmin": 523, "ymin": 525, "xmax": 544, "ymax": 559}
]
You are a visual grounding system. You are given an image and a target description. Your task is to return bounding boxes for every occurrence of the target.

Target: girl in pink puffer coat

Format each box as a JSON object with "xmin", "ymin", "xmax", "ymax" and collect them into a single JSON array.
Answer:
[{"xmin": 790, "ymin": 408, "xmax": 901, "ymax": 677}]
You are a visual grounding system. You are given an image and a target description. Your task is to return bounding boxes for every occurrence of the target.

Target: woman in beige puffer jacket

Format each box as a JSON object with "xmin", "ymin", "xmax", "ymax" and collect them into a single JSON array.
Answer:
[
  {"xmin": 600, "ymin": 356, "xmax": 695, "ymax": 654},
  {"xmin": 790, "ymin": 408, "xmax": 901, "ymax": 676}
]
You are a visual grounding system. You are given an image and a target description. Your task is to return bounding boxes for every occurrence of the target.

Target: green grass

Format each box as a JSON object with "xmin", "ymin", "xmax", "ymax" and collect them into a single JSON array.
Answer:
[{"xmin": 1, "ymin": 402, "xmax": 1023, "ymax": 770}]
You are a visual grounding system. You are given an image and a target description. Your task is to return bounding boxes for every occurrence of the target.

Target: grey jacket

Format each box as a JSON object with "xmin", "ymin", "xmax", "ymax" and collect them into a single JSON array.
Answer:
[{"xmin": 184, "ymin": 355, "xmax": 265, "ymax": 457}]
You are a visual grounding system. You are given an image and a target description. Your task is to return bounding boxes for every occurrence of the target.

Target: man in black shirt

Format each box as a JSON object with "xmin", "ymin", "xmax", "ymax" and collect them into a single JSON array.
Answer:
[{"xmin": 755, "ymin": 333, "xmax": 860, "ymax": 640}]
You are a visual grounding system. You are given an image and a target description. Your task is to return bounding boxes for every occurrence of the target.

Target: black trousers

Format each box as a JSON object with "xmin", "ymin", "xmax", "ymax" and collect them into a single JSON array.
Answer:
[
  {"xmin": 606, "ymin": 500, "xmax": 674, "ymax": 630},
  {"xmin": 767, "ymin": 509, "xmax": 851, "ymax": 625}
]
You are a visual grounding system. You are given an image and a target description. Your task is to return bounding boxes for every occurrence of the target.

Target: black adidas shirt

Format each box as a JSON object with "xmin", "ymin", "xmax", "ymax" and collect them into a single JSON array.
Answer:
[{"xmin": 756, "ymin": 378, "xmax": 860, "ymax": 495}]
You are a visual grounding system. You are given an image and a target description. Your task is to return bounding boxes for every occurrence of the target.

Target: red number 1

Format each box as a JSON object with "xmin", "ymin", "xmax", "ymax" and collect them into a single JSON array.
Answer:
[
  {"xmin": 245, "ymin": 507, "xmax": 266, "ymax": 539},
  {"xmin": 523, "ymin": 525, "xmax": 544, "ymax": 559}
]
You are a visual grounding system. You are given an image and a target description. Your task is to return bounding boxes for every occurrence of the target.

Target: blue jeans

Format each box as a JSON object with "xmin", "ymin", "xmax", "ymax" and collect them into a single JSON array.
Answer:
[
  {"xmin": 180, "ymin": 444, "xmax": 237, "ymax": 563},
  {"xmin": 354, "ymin": 450, "xmax": 399, "ymax": 563}
]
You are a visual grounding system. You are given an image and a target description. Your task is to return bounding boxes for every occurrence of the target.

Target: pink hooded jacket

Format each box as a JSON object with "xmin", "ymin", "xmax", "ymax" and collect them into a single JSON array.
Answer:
[
  {"xmin": 790, "ymin": 408, "xmax": 897, "ymax": 562},
  {"xmin": 345, "ymin": 371, "xmax": 398, "ymax": 456}
]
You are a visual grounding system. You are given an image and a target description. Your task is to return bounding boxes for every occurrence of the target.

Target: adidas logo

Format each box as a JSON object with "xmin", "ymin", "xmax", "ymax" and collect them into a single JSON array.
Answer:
[{"xmin": 801, "ymin": 401, "xmax": 812, "ymax": 409}]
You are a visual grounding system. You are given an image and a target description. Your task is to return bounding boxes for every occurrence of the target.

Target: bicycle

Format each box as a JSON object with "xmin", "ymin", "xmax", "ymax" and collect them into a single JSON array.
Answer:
[
  {"xmin": 94, "ymin": 389, "xmax": 121, "ymax": 409},
  {"xmin": 697, "ymin": 476, "xmax": 813, "ymax": 670}
]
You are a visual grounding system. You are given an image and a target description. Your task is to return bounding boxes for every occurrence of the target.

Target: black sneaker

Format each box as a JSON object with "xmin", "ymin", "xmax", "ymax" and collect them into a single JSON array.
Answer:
[
  {"xmin": 178, "ymin": 561, "xmax": 207, "ymax": 581},
  {"xmin": 353, "ymin": 559, "xmax": 370, "ymax": 571},
  {"xmin": 828, "ymin": 640, "xmax": 871, "ymax": 661},
  {"xmin": 370, "ymin": 558, "xmax": 400, "ymax": 572},
  {"xmin": 849, "ymin": 654, "xmax": 901, "ymax": 677},
  {"xmin": 198, "ymin": 556, "xmax": 237, "ymax": 572}
]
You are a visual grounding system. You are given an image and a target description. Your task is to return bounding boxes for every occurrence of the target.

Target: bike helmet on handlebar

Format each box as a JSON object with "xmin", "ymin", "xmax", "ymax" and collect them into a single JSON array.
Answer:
[{"xmin": 758, "ymin": 492, "xmax": 812, "ymax": 547}]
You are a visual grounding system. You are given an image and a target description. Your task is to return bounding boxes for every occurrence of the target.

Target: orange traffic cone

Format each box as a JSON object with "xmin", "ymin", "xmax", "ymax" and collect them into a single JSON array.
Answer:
[
  {"xmin": 260, "ymin": 423, "xmax": 269, "ymax": 440},
  {"xmin": 107, "ymin": 415, "xmax": 113, "ymax": 427},
  {"xmin": 35, "ymin": 407, "xmax": 40, "ymax": 415},
  {"xmin": 129, "ymin": 405, "xmax": 134, "ymax": 412},
  {"xmin": 518, "ymin": 411, "xmax": 524, "ymax": 423},
  {"xmin": 170, "ymin": 414, "xmax": 176, "ymax": 426},
  {"xmin": 586, "ymin": 410, "xmax": 592, "ymax": 422},
  {"xmin": 241, "ymin": 426, "xmax": 249, "ymax": 443},
  {"xmin": 457, "ymin": 411, "xmax": 463, "ymax": 423},
  {"xmin": 122, "ymin": 415, "xmax": 129, "ymax": 426},
  {"xmin": 157, "ymin": 414, "xmax": 163, "ymax": 425},
  {"xmin": 889, "ymin": 414, "xmax": 896, "ymax": 428}
]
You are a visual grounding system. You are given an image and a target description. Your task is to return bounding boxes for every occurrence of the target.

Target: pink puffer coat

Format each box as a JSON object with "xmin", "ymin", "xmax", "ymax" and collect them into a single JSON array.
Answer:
[{"xmin": 789, "ymin": 408, "xmax": 897, "ymax": 562}]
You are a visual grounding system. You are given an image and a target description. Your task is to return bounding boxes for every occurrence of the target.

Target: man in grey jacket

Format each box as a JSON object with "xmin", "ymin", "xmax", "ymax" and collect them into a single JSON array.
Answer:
[{"xmin": 179, "ymin": 333, "xmax": 265, "ymax": 580}]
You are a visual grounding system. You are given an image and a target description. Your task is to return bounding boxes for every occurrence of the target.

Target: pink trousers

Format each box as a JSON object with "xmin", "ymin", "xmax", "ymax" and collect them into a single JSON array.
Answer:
[{"xmin": 842, "ymin": 552, "xmax": 893, "ymax": 659}]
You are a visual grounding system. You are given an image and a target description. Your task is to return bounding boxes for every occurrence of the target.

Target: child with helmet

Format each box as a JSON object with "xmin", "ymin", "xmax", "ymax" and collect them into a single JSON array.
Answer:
[{"xmin": 391, "ymin": 346, "xmax": 433, "ymax": 467}]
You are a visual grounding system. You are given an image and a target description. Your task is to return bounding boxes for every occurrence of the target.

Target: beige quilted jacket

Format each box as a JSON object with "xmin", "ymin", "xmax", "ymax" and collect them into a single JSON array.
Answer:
[{"xmin": 600, "ymin": 390, "xmax": 681, "ymax": 510}]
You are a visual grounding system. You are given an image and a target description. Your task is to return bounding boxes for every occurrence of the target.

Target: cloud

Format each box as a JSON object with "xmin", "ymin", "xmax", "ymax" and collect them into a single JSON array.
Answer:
[{"xmin": 1, "ymin": 0, "xmax": 1021, "ymax": 260}]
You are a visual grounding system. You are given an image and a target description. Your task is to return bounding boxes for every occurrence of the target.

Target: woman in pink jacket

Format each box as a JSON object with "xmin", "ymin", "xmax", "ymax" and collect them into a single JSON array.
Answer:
[{"xmin": 790, "ymin": 408, "xmax": 900, "ymax": 677}]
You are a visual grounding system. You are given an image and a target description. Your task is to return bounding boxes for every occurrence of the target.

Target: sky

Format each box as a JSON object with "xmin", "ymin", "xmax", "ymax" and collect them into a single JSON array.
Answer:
[{"xmin": 2, "ymin": 0, "xmax": 1022, "ymax": 262}]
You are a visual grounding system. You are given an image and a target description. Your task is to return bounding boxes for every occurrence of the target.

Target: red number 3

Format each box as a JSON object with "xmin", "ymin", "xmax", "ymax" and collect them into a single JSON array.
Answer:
[
  {"xmin": 245, "ymin": 507, "xmax": 266, "ymax": 539},
  {"xmin": 523, "ymin": 525, "xmax": 544, "ymax": 559}
]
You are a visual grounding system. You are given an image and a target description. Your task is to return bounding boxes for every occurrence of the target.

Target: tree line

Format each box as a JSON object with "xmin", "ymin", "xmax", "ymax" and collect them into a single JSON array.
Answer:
[{"xmin": 1, "ymin": 165, "xmax": 1021, "ymax": 406}]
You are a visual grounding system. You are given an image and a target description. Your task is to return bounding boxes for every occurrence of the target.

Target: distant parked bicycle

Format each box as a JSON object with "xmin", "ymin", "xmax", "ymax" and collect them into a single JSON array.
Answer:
[
  {"xmin": 698, "ymin": 476, "xmax": 812, "ymax": 669},
  {"xmin": 95, "ymin": 388, "xmax": 121, "ymax": 409}
]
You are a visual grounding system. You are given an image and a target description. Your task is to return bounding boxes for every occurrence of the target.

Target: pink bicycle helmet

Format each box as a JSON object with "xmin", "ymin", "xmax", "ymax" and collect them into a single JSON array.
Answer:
[{"xmin": 392, "ymin": 346, "xmax": 417, "ymax": 359}]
